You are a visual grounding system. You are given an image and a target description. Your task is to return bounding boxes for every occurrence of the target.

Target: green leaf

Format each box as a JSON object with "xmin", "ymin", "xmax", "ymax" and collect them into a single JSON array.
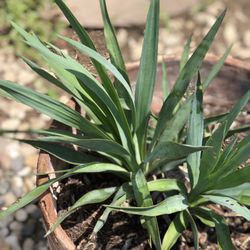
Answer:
[
  {"xmin": 203, "ymin": 45, "xmax": 232, "ymax": 90},
  {"xmin": 0, "ymin": 179, "xmax": 54, "ymax": 219},
  {"xmin": 213, "ymin": 164, "xmax": 250, "ymax": 190},
  {"xmin": 186, "ymin": 210, "xmax": 199, "ymax": 250},
  {"xmin": 21, "ymin": 139, "xmax": 101, "ymax": 165},
  {"xmin": 59, "ymin": 35, "xmax": 134, "ymax": 109},
  {"xmin": 47, "ymin": 187, "xmax": 118, "ymax": 235},
  {"xmin": 203, "ymin": 195, "xmax": 250, "ymax": 220},
  {"xmin": 204, "ymin": 112, "xmax": 228, "ymax": 127},
  {"xmin": 161, "ymin": 211, "xmax": 189, "ymax": 250},
  {"xmin": 144, "ymin": 142, "xmax": 208, "ymax": 173},
  {"xmin": 195, "ymin": 122, "xmax": 227, "ymax": 189},
  {"xmin": 151, "ymin": 10, "xmax": 226, "ymax": 148},
  {"xmin": 107, "ymin": 194, "xmax": 188, "ymax": 216},
  {"xmin": 22, "ymin": 57, "xmax": 69, "ymax": 93},
  {"xmin": 54, "ymin": 0, "xmax": 114, "ymax": 95},
  {"xmin": 159, "ymin": 97, "xmax": 192, "ymax": 143},
  {"xmin": 218, "ymin": 135, "xmax": 250, "ymax": 174},
  {"xmin": 93, "ymin": 189, "xmax": 127, "ymax": 233},
  {"xmin": 69, "ymin": 69, "xmax": 135, "ymax": 154},
  {"xmin": 226, "ymin": 125, "xmax": 250, "ymax": 138},
  {"xmin": 179, "ymin": 35, "xmax": 192, "ymax": 71},
  {"xmin": 161, "ymin": 61, "xmax": 169, "ymax": 100},
  {"xmin": 192, "ymin": 207, "xmax": 215, "ymax": 227},
  {"xmin": 0, "ymin": 80, "xmax": 107, "ymax": 139},
  {"xmin": 209, "ymin": 212, "xmax": 234, "ymax": 250},
  {"xmin": 23, "ymin": 136, "xmax": 130, "ymax": 162},
  {"xmin": 99, "ymin": 0, "xmax": 129, "ymax": 84},
  {"xmin": 148, "ymin": 179, "xmax": 187, "ymax": 194},
  {"xmin": 134, "ymin": 0, "xmax": 159, "ymax": 156},
  {"xmin": 0, "ymin": 162, "xmax": 128, "ymax": 219},
  {"xmin": 131, "ymin": 169, "xmax": 161, "ymax": 250},
  {"xmin": 187, "ymin": 72, "xmax": 204, "ymax": 188},
  {"xmin": 208, "ymin": 183, "xmax": 250, "ymax": 206}
]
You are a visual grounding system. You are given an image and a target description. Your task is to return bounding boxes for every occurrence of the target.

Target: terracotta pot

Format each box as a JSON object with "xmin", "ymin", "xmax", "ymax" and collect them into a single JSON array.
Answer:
[{"xmin": 37, "ymin": 55, "xmax": 250, "ymax": 250}]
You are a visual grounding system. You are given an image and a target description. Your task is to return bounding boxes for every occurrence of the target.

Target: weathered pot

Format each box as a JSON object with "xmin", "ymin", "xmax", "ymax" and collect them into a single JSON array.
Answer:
[{"xmin": 37, "ymin": 55, "xmax": 250, "ymax": 250}]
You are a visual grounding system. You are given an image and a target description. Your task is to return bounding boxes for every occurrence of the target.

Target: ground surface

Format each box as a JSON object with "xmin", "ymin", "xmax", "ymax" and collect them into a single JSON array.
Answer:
[{"xmin": 0, "ymin": 0, "xmax": 250, "ymax": 249}]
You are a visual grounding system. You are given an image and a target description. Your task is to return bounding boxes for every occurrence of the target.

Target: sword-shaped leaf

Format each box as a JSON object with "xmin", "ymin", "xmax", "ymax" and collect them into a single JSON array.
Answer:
[
  {"xmin": 161, "ymin": 211, "xmax": 189, "ymax": 250},
  {"xmin": 132, "ymin": 169, "xmax": 161, "ymax": 250},
  {"xmin": 209, "ymin": 212, "xmax": 234, "ymax": 250},
  {"xmin": 106, "ymin": 194, "xmax": 188, "ymax": 216},
  {"xmin": 134, "ymin": 0, "xmax": 159, "ymax": 155},
  {"xmin": 203, "ymin": 195, "xmax": 250, "ymax": 220},
  {"xmin": 144, "ymin": 142, "xmax": 208, "ymax": 173},
  {"xmin": 47, "ymin": 187, "xmax": 118, "ymax": 235},
  {"xmin": 179, "ymin": 35, "xmax": 192, "ymax": 72},
  {"xmin": 187, "ymin": 73, "xmax": 204, "ymax": 188},
  {"xmin": 151, "ymin": 10, "xmax": 226, "ymax": 148},
  {"xmin": 0, "ymin": 81, "xmax": 107, "ymax": 139}
]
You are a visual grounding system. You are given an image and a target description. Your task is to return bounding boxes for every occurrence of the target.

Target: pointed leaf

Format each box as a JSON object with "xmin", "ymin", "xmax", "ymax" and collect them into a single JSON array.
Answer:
[
  {"xmin": 132, "ymin": 169, "xmax": 161, "ymax": 250},
  {"xmin": 187, "ymin": 73, "xmax": 204, "ymax": 188},
  {"xmin": 107, "ymin": 194, "xmax": 188, "ymax": 216},
  {"xmin": 209, "ymin": 212, "xmax": 234, "ymax": 250},
  {"xmin": 135, "ymin": 0, "xmax": 159, "ymax": 154},
  {"xmin": 0, "ymin": 81, "xmax": 107, "ymax": 139},
  {"xmin": 152, "ymin": 10, "xmax": 226, "ymax": 147},
  {"xmin": 47, "ymin": 187, "xmax": 118, "ymax": 235},
  {"xmin": 203, "ymin": 195, "xmax": 250, "ymax": 220},
  {"xmin": 180, "ymin": 35, "xmax": 192, "ymax": 71},
  {"xmin": 161, "ymin": 211, "xmax": 189, "ymax": 250},
  {"xmin": 203, "ymin": 45, "xmax": 232, "ymax": 90}
]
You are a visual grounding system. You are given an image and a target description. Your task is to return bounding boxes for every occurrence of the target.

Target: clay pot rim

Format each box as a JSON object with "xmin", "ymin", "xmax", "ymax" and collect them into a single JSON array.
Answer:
[{"xmin": 36, "ymin": 54, "xmax": 250, "ymax": 250}]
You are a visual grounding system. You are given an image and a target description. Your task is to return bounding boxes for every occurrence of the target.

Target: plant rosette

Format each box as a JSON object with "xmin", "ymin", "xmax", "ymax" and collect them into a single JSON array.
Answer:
[{"xmin": 0, "ymin": 0, "xmax": 249, "ymax": 249}]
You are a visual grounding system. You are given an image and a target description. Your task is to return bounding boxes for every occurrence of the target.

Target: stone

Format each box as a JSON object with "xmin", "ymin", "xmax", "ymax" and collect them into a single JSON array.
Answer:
[
  {"xmin": 17, "ymin": 167, "xmax": 31, "ymax": 177},
  {"xmin": 117, "ymin": 29, "xmax": 128, "ymax": 48},
  {"xmin": 243, "ymin": 30, "xmax": 250, "ymax": 47},
  {"xmin": 15, "ymin": 209, "xmax": 28, "ymax": 222},
  {"xmin": 23, "ymin": 238, "xmax": 35, "ymax": 250},
  {"xmin": 22, "ymin": 219, "xmax": 35, "ymax": 236},
  {"xmin": 3, "ymin": 192, "xmax": 17, "ymax": 206},
  {"xmin": 9, "ymin": 221, "xmax": 22, "ymax": 232},
  {"xmin": 0, "ymin": 227, "xmax": 9, "ymax": 237},
  {"xmin": 25, "ymin": 204, "xmax": 37, "ymax": 213},
  {"xmin": 18, "ymin": 70, "xmax": 36, "ymax": 86},
  {"xmin": 0, "ymin": 236, "xmax": 11, "ymax": 250},
  {"xmin": 11, "ymin": 176, "xmax": 24, "ymax": 197},
  {"xmin": 5, "ymin": 235, "xmax": 21, "ymax": 250},
  {"xmin": 0, "ymin": 179, "xmax": 10, "ymax": 195},
  {"xmin": 1, "ymin": 119, "xmax": 21, "ymax": 131},
  {"xmin": 224, "ymin": 22, "xmax": 238, "ymax": 45}
]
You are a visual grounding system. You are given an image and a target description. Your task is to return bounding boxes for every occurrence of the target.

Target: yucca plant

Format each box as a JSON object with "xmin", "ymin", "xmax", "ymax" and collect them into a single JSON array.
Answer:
[{"xmin": 0, "ymin": 0, "xmax": 249, "ymax": 249}]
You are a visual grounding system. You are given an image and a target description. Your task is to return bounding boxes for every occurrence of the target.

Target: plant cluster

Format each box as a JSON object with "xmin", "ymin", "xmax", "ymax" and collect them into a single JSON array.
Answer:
[
  {"xmin": 0, "ymin": 0, "xmax": 65, "ymax": 61},
  {"xmin": 0, "ymin": 0, "xmax": 250, "ymax": 249}
]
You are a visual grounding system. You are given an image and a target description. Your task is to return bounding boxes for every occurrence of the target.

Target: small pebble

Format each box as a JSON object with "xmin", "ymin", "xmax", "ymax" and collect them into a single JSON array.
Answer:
[
  {"xmin": 3, "ymin": 192, "xmax": 17, "ymax": 206},
  {"xmin": 1, "ymin": 119, "xmax": 21, "ymax": 131},
  {"xmin": 22, "ymin": 238, "xmax": 35, "ymax": 250},
  {"xmin": 0, "ymin": 180, "xmax": 10, "ymax": 195},
  {"xmin": 17, "ymin": 167, "xmax": 31, "ymax": 177},
  {"xmin": 224, "ymin": 22, "xmax": 238, "ymax": 44},
  {"xmin": 25, "ymin": 204, "xmax": 38, "ymax": 214},
  {"xmin": 11, "ymin": 176, "xmax": 24, "ymax": 197},
  {"xmin": 22, "ymin": 219, "xmax": 35, "ymax": 237},
  {"xmin": 5, "ymin": 235, "xmax": 21, "ymax": 250},
  {"xmin": 243, "ymin": 30, "xmax": 250, "ymax": 47},
  {"xmin": 9, "ymin": 221, "xmax": 22, "ymax": 232},
  {"xmin": 15, "ymin": 209, "xmax": 28, "ymax": 222},
  {"xmin": 0, "ymin": 227, "xmax": 9, "ymax": 237}
]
